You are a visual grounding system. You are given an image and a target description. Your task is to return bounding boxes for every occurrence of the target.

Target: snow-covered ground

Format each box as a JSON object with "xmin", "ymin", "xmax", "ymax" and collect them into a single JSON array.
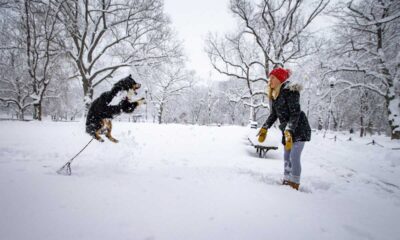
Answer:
[{"xmin": 0, "ymin": 121, "xmax": 399, "ymax": 240}]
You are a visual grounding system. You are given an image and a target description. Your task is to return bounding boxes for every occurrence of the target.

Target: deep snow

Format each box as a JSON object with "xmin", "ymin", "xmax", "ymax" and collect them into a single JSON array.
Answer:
[{"xmin": 0, "ymin": 121, "xmax": 399, "ymax": 240}]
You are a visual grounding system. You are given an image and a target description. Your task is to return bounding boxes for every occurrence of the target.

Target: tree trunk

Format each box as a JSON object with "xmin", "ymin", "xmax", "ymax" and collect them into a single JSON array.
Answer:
[
  {"xmin": 386, "ymin": 89, "xmax": 400, "ymax": 139},
  {"xmin": 18, "ymin": 106, "xmax": 25, "ymax": 121},
  {"xmin": 317, "ymin": 117, "xmax": 323, "ymax": 130},
  {"xmin": 249, "ymin": 106, "xmax": 255, "ymax": 122},
  {"xmin": 83, "ymin": 79, "xmax": 94, "ymax": 115},
  {"xmin": 360, "ymin": 116, "xmax": 364, "ymax": 138},
  {"xmin": 158, "ymin": 103, "xmax": 164, "ymax": 124},
  {"xmin": 33, "ymin": 103, "xmax": 42, "ymax": 121},
  {"xmin": 332, "ymin": 111, "xmax": 338, "ymax": 131},
  {"xmin": 376, "ymin": 23, "xmax": 399, "ymax": 139},
  {"xmin": 249, "ymin": 97, "xmax": 257, "ymax": 122}
]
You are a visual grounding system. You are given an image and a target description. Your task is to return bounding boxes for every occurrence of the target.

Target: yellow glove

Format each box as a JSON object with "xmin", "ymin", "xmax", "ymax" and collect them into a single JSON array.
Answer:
[
  {"xmin": 257, "ymin": 128, "xmax": 268, "ymax": 143},
  {"xmin": 284, "ymin": 130, "xmax": 293, "ymax": 150}
]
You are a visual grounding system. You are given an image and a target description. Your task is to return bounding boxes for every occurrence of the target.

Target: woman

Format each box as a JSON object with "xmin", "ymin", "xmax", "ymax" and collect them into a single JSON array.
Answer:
[{"xmin": 258, "ymin": 68, "xmax": 311, "ymax": 190}]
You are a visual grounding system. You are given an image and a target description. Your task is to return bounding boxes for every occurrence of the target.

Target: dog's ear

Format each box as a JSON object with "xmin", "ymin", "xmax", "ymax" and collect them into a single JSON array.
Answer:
[{"xmin": 127, "ymin": 74, "xmax": 137, "ymax": 84}]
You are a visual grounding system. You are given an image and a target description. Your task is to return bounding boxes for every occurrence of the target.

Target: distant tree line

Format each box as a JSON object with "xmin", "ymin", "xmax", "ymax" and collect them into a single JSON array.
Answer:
[{"xmin": 0, "ymin": 0, "xmax": 399, "ymax": 139}]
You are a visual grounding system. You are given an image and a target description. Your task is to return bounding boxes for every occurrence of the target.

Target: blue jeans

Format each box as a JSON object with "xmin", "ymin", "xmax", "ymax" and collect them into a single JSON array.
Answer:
[{"xmin": 283, "ymin": 141, "xmax": 305, "ymax": 184}]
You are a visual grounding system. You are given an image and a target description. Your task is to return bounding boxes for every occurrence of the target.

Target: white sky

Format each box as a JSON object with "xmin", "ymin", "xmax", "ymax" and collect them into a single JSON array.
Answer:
[
  {"xmin": 164, "ymin": 0, "xmax": 236, "ymax": 81},
  {"xmin": 163, "ymin": 0, "xmax": 335, "ymax": 81}
]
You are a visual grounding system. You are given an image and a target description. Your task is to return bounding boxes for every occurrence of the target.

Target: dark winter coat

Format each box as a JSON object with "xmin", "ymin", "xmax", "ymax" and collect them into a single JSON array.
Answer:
[{"xmin": 262, "ymin": 81, "xmax": 311, "ymax": 145}]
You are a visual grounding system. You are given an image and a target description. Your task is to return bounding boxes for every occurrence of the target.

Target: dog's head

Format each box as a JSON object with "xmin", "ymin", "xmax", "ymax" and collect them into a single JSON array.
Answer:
[{"xmin": 113, "ymin": 75, "xmax": 141, "ymax": 95}]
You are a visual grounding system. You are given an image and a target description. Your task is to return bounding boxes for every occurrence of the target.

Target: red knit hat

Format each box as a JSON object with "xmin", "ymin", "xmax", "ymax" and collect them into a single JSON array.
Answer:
[{"xmin": 269, "ymin": 68, "xmax": 291, "ymax": 83}]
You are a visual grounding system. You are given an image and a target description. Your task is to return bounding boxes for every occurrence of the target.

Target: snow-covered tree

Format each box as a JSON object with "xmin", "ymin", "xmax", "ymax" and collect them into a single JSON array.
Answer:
[
  {"xmin": 325, "ymin": 0, "xmax": 400, "ymax": 139},
  {"xmin": 42, "ymin": 62, "xmax": 83, "ymax": 121},
  {"xmin": 206, "ymin": 0, "xmax": 330, "ymax": 123},
  {"xmin": 21, "ymin": 0, "xmax": 66, "ymax": 120},
  {"xmin": 205, "ymin": 32, "xmax": 268, "ymax": 122},
  {"xmin": 0, "ymin": 52, "xmax": 31, "ymax": 120},
  {"xmin": 213, "ymin": 79, "xmax": 249, "ymax": 125},
  {"xmin": 145, "ymin": 63, "xmax": 194, "ymax": 124},
  {"xmin": 0, "ymin": 0, "xmax": 65, "ymax": 120},
  {"xmin": 58, "ymin": 0, "xmax": 182, "ymax": 111},
  {"xmin": 186, "ymin": 87, "xmax": 208, "ymax": 124},
  {"xmin": 229, "ymin": 0, "xmax": 329, "ymax": 71}
]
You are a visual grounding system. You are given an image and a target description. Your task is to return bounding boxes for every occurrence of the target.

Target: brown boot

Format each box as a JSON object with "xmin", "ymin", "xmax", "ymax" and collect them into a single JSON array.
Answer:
[{"xmin": 288, "ymin": 181, "xmax": 300, "ymax": 190}]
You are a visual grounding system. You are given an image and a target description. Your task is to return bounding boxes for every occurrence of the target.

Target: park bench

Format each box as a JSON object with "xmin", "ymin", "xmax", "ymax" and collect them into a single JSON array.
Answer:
[{"xmin": 248, "ymin": 138, "xmax": 278, "ymax": 158}]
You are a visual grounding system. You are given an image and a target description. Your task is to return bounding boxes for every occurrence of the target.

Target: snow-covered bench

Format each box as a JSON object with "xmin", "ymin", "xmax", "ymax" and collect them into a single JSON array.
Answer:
[{"xmin": 248, "ymin": 138, "xmax": 278, "ymax": 158}]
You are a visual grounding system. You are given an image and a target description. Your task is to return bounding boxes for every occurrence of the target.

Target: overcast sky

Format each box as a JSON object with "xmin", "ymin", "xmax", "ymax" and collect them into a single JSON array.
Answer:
[
  {"xmin": 163, "ymin": 0, "xmax": 334, "ymax": 82},
  {"xmin": 164, "ymin": 0, "xmax": 236, "ymax": 81}
]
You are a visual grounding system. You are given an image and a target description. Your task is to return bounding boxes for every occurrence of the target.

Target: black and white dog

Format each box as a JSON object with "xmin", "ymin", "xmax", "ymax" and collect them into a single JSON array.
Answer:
[{"xmin": 85, "ymin": 75, "xmax": 145, "ymax": 143}]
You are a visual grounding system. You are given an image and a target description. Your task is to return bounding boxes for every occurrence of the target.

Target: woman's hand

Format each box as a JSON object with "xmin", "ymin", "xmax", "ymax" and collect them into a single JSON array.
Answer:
[
  {"xmin": 284, "ymin": 130, "xmax": 293, "ymax": 150},
  {"xmin": 257, "ymin": 128, "xmax": 268, "ymax": 143}
]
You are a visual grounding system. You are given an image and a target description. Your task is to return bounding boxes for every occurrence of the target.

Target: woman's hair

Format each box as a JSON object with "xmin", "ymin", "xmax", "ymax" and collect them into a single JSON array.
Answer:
[{"xmin": 267, "ymin": 82, "xmax": 273, "ymax": 100}]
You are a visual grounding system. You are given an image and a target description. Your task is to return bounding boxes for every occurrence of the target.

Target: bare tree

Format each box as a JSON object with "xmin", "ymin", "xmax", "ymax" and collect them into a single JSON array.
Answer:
[
  {"xmin": 58, "ymin": 0, "xmax": 182, "ymax": 110},
  {"xmin": 229, "ymin": 0, "xmax": 329, "ymax": 73},
  {"xmin": 206, "ymin": 32, "xmax": 268, "ymax": 122},
  {"xmin": 42, "ymin": 60, "xmax": 82, "ymax": 121},
  {"xmin": 0, "ymin": 0, "xmax": 12, "ymax": 8},
  {"xmin": 189, "ymin": 89, "xmax": 206, "ymax": 124},
  {"xmin": 0, "ymin": 5, "xmax": 32, "ymax": 120},
  {"xmin": 23, "ymin": 0, "xmax": 65, "ymax": 120},
  {"xmin": 147, "ymin": 63, "xmax": 194, "ymax": 124},
  {"xmin": 0, "ymin": 52, "xmax": 31, "ymax": 120},
  {"xmin": 206, "ymin": 0, "xmax": 328, "ymax": 123}
]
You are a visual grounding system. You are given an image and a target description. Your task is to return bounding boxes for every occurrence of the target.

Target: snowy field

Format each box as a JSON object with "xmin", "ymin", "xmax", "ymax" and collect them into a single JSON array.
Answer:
[{"xmin": 0, "ymin": 121, "xmax": 399, "ymax": 240}]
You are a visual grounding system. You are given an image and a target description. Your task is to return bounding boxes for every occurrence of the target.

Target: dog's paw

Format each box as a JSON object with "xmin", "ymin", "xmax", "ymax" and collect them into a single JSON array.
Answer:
[
  {"xmin": 137, "ymin": 98, "xmax": 146, "ymax": 105},
  {"xmin": 108, "ymin": 137, "xmax": 119, "ymax": 143},
  {"xmin": 95, "ymin": 137, "xmax": 105, "ymax": 142}
]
